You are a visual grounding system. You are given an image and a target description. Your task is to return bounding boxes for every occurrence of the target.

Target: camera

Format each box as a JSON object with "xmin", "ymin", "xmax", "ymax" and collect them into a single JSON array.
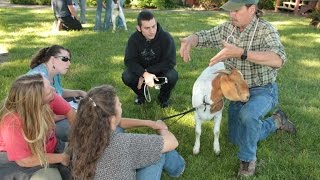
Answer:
[{"xmin": 154, "ymin": 77, "xmax": 168, "ymax": 90}]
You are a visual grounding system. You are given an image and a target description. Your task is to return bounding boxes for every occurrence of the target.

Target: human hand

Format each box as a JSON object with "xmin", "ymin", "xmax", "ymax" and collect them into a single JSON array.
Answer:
[
  {"xmin": 137, "ymin": 76, "xmax": 144, "ymax": 90},
  {"xmin": 143, "ymin": 72, "xmax": 158, "ymax": 88},
  {"xmin": 209, "ymin": 41, "xmax": 243, "ymax": 66},
  {"xmin": 179, "ymin": 36, "xmax": 192, "ymax": 63},
  {"xmin": 60, "ymin": 153, "xmax": 70, "ymax": 166},
  {"xmin": 79, "ymin": 90, "xmax": 87, "ymax": 98},
  {"xmin": 153, "ymin": 120, "xmax": 168, "ymax": 130}
]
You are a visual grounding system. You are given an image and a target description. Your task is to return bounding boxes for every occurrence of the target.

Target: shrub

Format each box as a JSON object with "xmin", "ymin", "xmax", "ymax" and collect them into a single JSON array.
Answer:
[
  {"xmin": 153, "ymin": 0, "xmax": 179, "ymax": 9},
  {"xmin": 10, "ymin": 0, "xmax": 50, "ymax": 5},
  {"xmin": 197, "ymin": 0, "xmax": 227, "ymax": 10},
  {"xmin": 10, "ymin": 0, "xmax": 124, "ymax": 7},
  {"xmin": 258, "ymin": 0, "xmax": 275, "ymax": 10},
  {"xmin": 130, "ymin": 0, "xmax": 180, "ymax": 8},
  {"xmin": 308, "ymin": 9, "xmax": 320, "ymax": 29},
  {"xmin": 130, "ymin": 0, "xmax": 156, "ymax": 8},
  {"xmin": 87, "ymin": 0, "xmax": 96, "ymax": 7}
]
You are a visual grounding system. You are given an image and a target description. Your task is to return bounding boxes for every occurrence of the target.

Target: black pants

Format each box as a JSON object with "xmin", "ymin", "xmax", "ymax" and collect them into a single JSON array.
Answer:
[
  {"xmin": 58, "ymin": 16, "xmax": 82, "ymax": 31},
  {"xmin": 122, "ymin": 68, "xmax": 178, "ymax": 102}
]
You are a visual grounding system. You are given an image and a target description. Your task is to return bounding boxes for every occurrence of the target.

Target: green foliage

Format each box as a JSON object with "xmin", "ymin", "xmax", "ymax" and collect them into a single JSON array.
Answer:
[
  {"xmin": 258, "ymin": 0, "xmax": 275, "ymax": 10},
  {"xmin": 197, "ymin": 0, "xmax": 227, "ymax": 9},
  {"xmin": 129, "ymin": 0, "xmax": 180, "ymax": 8},
  {"xmin": 130, "ymin": 0, "xmax": 156, "ymax": 8},
  {"xmin": 10, "ymin": 0, "xmax": 50, "ymax": 5},
  {"xmin": 308, "ymin": 9, "xmax": 320, "ymax": 28},
  {"xmin": 86, "ymin": 0, "xmax": 97, "ymax": 7},
  {"xmin": 308, "ymin": 9, "xmax": 320, "ymax": 19},
  {"xmin": 153, "ymin": 0, "xmax": 179, "ymax": 9},
  {"xmin": 1, "ymin": 7, "xmax": 320, "ymax": 179}
]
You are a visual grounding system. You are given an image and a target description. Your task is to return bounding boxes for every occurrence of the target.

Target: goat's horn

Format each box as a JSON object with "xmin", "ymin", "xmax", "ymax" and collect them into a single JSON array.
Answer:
[
  {"xmin": 224, "ymin": 62, "xmax": 235, "ymax": 69},
  {"xmin": 215, "ymin": 69, "xmax": 231, "ymax": 75}
]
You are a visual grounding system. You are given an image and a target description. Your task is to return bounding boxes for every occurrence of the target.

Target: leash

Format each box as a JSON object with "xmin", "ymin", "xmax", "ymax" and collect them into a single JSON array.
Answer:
[
  {"xmin": 160, "ymin": 96, "xmax": 211, "ymax": 126},
  {"xmin": 160, "ymin": 107, "xmax": 197, "ymax": 121}
]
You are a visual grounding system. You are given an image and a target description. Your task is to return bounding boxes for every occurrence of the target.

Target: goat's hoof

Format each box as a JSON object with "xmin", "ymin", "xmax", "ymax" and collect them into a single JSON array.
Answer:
[
  {"xmin": 193, "ymin": 148, "xmax": 200, "ymax": 155},
  {"xmin": 214, "ymin": 149, "xmax": 220, "ymax": 155}
]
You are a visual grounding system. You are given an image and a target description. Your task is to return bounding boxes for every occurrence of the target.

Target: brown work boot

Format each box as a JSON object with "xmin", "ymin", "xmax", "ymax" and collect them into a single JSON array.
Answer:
[
  {"xmin": 238, "ymin": 160, "xmax": 256, "ymax": 177},
  {"xmin": 272, "ymin": 109, "xmax": 297, "ymax": 134}
]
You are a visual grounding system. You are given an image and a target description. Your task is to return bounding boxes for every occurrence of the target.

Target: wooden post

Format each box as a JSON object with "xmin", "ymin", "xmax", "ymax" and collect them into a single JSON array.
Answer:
[
  {"xmin": 294, "ymin": 0, "xmax": 301, "ymax": 15},
  {"xmin": 275, "ymin": 0, "xmax": 281, "ymax": 12}
]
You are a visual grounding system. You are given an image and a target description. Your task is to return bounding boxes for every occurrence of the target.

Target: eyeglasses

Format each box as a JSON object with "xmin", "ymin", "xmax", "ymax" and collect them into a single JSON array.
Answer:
[{"xmin": 54, "ymin": 56, "xmax": 71, "ymax": 62}]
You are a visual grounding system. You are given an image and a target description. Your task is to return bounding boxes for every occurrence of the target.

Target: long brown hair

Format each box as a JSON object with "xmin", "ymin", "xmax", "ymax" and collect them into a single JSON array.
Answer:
[
  {"xmin": 30, "ymin": 45, "xmax": 71, "ymax": 69},
  {"xmin": 69, "ymin": 85, "xmax": 117, "ymax": 180},
  {"xmin": 0, "ymin": 74, "xmax": 55, "ymax": 167}
]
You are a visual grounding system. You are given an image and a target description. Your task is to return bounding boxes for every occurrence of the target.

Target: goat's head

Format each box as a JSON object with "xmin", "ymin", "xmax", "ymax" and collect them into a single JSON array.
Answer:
[{"xmin": 216, "ymin": 66, "xmax": 249, "ymax": 102}]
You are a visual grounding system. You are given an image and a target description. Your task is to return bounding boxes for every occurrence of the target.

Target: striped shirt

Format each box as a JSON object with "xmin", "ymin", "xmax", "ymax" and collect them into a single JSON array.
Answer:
[{"xmin": 195, "ymin": 16, "xmax": 287, "ymax": 88}]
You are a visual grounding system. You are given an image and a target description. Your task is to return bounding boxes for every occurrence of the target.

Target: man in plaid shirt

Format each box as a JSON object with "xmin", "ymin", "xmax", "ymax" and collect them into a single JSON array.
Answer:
[{"xmin": 180, "ymin": 0, "xmax": 296, "ymax": 177}]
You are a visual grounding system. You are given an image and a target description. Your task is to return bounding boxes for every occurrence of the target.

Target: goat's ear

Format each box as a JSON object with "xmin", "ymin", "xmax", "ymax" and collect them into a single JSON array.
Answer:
[
  {"xmin": 210, "ymin": 100, "xmax": 223, "ymax": 114},
  {"xmin": 210, "ymin": 76, "xmax": 224, "ymax": 113},
  {"xmin": 215, "ymin": 69, "xmax": 231, "ymax": 75},
  {"xmin": 220, "ymin": 75, "xmax": 240, "ymax": 100},
  {"xmin": 211, "ymin": 75, "xmax": 223, "ymax": 103}
]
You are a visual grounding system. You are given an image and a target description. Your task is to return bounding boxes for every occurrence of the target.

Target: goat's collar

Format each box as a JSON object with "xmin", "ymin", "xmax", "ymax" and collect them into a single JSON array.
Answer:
[
  {"xmin": 201, "ymin": 95, "xmax": 223, "ymax": 112},
  {"xmin": 202, "ymin": 95, "xmax": 212, "ymax": 112},
  {"xmin": 202, "ymin": 96, "xmax": 211, "ymax": 106}
]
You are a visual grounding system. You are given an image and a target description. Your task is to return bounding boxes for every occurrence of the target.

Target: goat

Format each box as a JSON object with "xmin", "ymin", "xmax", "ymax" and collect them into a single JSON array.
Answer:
[
  {"xmin": 111, "ymin": 0, "xmax": 128, "ymax": 33},
  {"xmin": 192, "ymin": 62, "xmax": 249, "ymax": 155}
]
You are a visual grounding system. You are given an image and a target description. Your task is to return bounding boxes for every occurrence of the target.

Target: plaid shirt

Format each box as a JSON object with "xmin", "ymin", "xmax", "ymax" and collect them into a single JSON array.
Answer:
[{"xmin": 195, "ymin": 16, "xmax": 287, "ymax": 88}]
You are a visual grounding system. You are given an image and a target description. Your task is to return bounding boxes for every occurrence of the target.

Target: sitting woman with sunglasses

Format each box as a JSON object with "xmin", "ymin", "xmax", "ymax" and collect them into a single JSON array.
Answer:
[
  {"xmin": 0, "ymin": 74, "xmax": 73, "ymax": 179},
  {"xmin": 69, "ymin": 85, "xmax": 185, "ymax": 180},
  {"xmin": 27, "ymin": 45, "xmax": 87, "ymax": 142}
]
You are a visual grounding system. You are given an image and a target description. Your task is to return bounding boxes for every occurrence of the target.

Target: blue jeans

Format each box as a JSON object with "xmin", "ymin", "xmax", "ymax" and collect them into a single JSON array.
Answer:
[
  {"xmin": 115, "ymin": 127, "xmax": 185, "ymax": 179},
  {"xmin": 136, "ymin": 150, "xmax": 185, "ymax": 180},
  {"xmin": 78, "ymin": 0, "xmax": 86, "ymax": 23},
  {"xmin": 94, "ymin": 0, "xmax": 124, "ymax": 31},
  {"xmin": 73, "ymin": 0, "xmax": 86, "ymax": 23},
  {"xmin": 55, "ymin": 119, "xmax": 70, "ymax": 142},
  {"xmin": 228, "ymin": 82, "xmax": 279, "ymax": 162}
]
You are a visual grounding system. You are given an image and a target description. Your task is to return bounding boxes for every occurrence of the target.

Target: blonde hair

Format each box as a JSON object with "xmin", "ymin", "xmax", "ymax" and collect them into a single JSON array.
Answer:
[{"xmin": 0, "ymin": 74, "xmax": 55, "ymax": 167}]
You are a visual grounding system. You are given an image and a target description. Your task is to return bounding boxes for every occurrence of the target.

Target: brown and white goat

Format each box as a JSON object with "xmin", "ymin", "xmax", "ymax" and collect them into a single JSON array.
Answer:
[{"xmin": 192, "ymin": 62, "xmax": 249, "ymax": 155}]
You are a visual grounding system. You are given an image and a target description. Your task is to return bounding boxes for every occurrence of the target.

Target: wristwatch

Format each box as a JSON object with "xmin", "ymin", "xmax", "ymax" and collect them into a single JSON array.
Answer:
[{"xmin": 241, "ymin": 49, "xmax": 247, "ymax": 60}]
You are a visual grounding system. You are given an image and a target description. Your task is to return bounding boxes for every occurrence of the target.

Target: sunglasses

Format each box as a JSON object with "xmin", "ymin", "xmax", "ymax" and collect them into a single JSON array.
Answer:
[{"xmin": 54, "ymin": 56, "xmax": 71, "ymax": 62}]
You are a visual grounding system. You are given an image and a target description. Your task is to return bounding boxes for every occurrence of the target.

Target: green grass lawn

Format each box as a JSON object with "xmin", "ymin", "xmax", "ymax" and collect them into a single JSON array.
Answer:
[{"xmin": 1, "ymin": 6, "xmax": 320, "ymax": 179}]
